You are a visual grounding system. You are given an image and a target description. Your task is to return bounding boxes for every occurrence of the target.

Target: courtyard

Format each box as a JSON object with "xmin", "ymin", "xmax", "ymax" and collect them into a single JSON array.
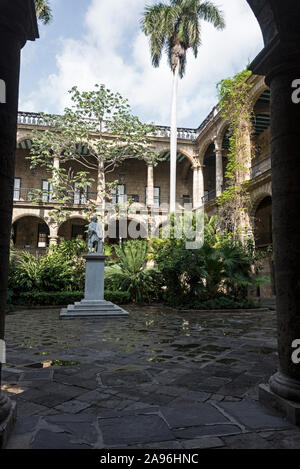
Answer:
[{"xmin": 3, "ymin": 305, "xmax": 300, "ymax": 449}]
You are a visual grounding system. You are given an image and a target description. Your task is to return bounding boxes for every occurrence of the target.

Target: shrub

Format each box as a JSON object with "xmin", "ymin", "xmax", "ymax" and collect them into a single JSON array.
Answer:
[
  {"xmin": 8, "ymin": 239, "xmax": 86, "ymax": 295},
  {"xmin": 14, "ymin": 290, "xmax": 130, "ymax": 306},
  {"xmin": 105, "ymin": 240, "xmax": 163, "ymax": 304}
]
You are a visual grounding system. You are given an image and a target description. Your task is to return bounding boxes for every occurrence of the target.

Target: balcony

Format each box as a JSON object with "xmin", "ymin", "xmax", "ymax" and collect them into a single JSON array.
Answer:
[
  {"xmin": 17, "ymin": 111, "xmax": 199, "ymax": 142},
  {"xmin": 13, "ymin": 188, "xmax": 193, "ymax": 211},
  {"xmin": 13, "ymin": 188, "xmax": 97, "ymax": 205},
  {"xmin": 202, "ymin": 190, "xmax": 216, "ymax": 204},
  {"xmin": 251, "ymin": 157, "xmax": 271, "ymax": 178}
]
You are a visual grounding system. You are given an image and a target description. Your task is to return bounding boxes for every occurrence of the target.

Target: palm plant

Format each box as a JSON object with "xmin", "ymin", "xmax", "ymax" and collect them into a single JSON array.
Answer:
[
  {"xmin": 105, "ymin": 241, "xmax": 163, "ymax": 303},
  {"xmin": 141, "ymin": 0, "xmax": 225, "ymax": 212},
  {"xmin": 34, "ymin": 0, "xmax": 52, "ymax": 24}
]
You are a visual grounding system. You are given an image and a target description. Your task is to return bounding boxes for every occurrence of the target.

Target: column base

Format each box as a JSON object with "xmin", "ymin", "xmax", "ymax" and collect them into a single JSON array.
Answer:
[
  {"xmin": 0, "ymin": 396, "xmax": 17, "ymax": 449},
  {"xmin": 259, "ymin": 382, "xmax": 300, "ymax": 426},
  {"xmin": 60, "ymin": 299, "xmax": 129, "ymax": 319}
]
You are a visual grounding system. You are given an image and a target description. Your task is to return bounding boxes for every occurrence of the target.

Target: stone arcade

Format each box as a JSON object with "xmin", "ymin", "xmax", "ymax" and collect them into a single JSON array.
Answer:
[{"xmin": 1, "ymin": 0, "xmax": 300, "ymax": 448}]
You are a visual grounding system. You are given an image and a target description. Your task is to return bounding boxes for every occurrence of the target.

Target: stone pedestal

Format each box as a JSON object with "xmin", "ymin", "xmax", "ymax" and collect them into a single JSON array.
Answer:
[{"xmin": 60, "ymin": 254, "xmax": 129, "ymax": 319}]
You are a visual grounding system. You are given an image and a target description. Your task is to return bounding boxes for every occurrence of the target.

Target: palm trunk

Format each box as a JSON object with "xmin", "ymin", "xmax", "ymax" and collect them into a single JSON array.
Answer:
[{"xmin": 170, "ymin": 64, "xmax": 179, "ymax": 213}]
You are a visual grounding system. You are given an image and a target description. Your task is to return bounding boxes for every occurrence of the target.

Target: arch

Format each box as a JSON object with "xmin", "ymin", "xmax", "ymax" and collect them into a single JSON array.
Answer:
[
  {"xmin": 16, "ymin": 137, "xmax": 33, "ymax": 150},
  {"xmin": 58, "ymin": 216, "xmax": 88, "ymax": 241},
  {"xmin": 12, "ymin": 215, "xmax": 50, "ymax": 251},
  {"xmin": 157, "ymin": 147, "xmax": 197, "ymax": 167},
  {"xmin": 253, "ymin": 195, "xmax": 272, "ymax": 248},
  {"xmin": 251, "ymin": 189, "xmax": 272, "ymax": 218},
  {"xmin": 12, "ymin": 211, "xmax": 49, "ymax": 225}
]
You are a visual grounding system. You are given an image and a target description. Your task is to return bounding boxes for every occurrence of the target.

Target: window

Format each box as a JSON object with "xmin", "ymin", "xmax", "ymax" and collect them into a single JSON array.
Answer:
[
  {"xmin": 145, "ymin": 186, "xmax": 160, "ymax": 208},
  {"xmin": 74, "ymin": 183, "xmax": 88, "ymax": 204},
  {"xmin": 42, "ymin": 180, "xmax": 53, "ymax": 202},
  {"xmin": 38, "ymin": 223, "xmax": 49, "ymax": 248},
  {"xmin": 112, "ymin": 184, "xmax": 126, "ymax": 205},
  {"xmin": 128, "ymin": 194, "xmax": 139, "ymax": 203},
  {"xmin": 182, "ymin": 194, "xmax": 192, "ymax": 205},
  {"xmin": 14, "ymin": 178, "xmax": 21, "ymax": 201}
]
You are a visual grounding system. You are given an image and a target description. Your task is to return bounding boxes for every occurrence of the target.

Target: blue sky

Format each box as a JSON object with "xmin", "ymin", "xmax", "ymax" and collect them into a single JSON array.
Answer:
[{"xmin": 19, "ymin": 0, "xmax": 264, "ymax": 128}]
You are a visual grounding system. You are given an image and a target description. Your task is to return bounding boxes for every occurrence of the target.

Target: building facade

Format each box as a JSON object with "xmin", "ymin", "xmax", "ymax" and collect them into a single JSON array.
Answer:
[{"xmin": 13, "ymin": 74, "xmax": 272, "ymax": 298}]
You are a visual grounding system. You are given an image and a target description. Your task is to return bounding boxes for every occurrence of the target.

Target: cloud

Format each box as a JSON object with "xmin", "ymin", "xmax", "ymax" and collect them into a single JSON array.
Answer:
[{"xmin": 20, "ymin": 0, "xmax": 264, "ymax": 128}]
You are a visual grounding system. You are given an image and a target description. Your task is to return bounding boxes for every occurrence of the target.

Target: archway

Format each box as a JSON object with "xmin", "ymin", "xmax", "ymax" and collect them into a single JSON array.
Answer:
[
  {"xmin": 12, "ymin": 215, "xmax": 50, "ymax": 255},
  {"xmin": 58, "ymin": 217, "xmax": 88, "ymax": 241},
  {"xmin": 254, "ymin": 195, "xmax": 272, "ymax": 248},
  {"xmin": 156, "ymin": 151, "xmax": 193, "ymax": 207}
]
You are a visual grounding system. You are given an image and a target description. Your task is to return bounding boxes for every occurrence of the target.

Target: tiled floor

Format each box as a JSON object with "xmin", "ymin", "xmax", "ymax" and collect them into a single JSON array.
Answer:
[{"xmin": 2, "ymin": 305, "xmax": 300, "ymax": 449}]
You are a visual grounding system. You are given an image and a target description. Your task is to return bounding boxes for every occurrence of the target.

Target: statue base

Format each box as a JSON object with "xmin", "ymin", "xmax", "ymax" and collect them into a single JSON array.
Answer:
[
  {"xmin": 60, "ymin": 253, "xmax": 129, "ymax": 319},
  {"xmin": 60, "ymin": 299, "xmax": 129, "ymax": 319}
]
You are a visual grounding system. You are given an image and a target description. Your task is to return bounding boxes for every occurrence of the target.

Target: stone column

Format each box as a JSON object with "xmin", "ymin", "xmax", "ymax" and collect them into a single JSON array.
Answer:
[
  {"xmin": 147, "ymin": 163, "xmax": 154, "ymax": 207},
  {"xmin": 214, "ymin": 141, "xmax": 223, "ymax": 197},
  {"xmin": 266, "ymin": 66, "xmax": 300, "ymax": 402},
  {"xmin": 49, "ymin": 236, "xmax": 59, "ymax": 246},
  {"xmin": 0, "ymin": 0, "xmax": 38, "ymax": 447},
  {"xmin": 193, "ymin": 165, "xmax": 204, "ymax": 209},
  {"xmin": 256, "ymin": 58, "xmax": 300, "ymax": 422}
]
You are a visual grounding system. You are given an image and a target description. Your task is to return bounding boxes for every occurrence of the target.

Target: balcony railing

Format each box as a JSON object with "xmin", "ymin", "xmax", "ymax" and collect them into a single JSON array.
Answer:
[
  {"xmin": 251, "ymin": 157, "xmax": 271, "ymax": 178},
  {"xmin": 14, "ymin": 188, "xmax": 193, "ymax": 208},
  {"xmin": 13, "ymin": 188, "xmax": 97, "ymax": 204},
  {"xmin": 18, "ymin": 111, "xmax": 199, "ymax": 141},
  {"xmin": 202, "ymin": 190, "xmax": 216, "ymax": 204}
]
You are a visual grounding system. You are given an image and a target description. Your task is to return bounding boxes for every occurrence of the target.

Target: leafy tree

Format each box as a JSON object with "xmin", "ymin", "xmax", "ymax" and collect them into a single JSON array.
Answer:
[
  {"xmin": 28, "ymin": 85, "xmax": 159, "ymax": 223},
  {"xmin": 34, "ymin": 0, "xmax": 52, "ymax": 24},
  {"xmin": 141, "ymin": 0, "xmax": 225, "ymax": 212}
]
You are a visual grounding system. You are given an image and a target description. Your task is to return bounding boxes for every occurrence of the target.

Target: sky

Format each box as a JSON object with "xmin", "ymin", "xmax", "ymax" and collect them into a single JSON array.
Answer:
[{"xmin": 19, "ymin": 0, "xmax": 264, "ymax": 129}]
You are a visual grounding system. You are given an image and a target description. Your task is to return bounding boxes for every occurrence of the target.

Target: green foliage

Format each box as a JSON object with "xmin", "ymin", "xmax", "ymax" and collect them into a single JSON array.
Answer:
[
  {"xmin": 152, "ymin": 216, "xmax": 269, "ymax": 308},
  {"xmin": 14, "ymin": 290, "xmax": 130, "ymax": 307},
  {"xmin": 8, "ymin": 240, "xmax": 87, "ymax": 295},
  {"xmin": 142, "ymin": 0, "xmax": 225, "ymax": 78},
  {"xmin": 34, "ymin": 0, "xmax": 52, "ymax": 24},
  {"xmin": 16, "ymin": 291, "xmax": 84, "ymax": 306},
  {"xmin": 105, "ymin": 240, "xmax": 163, "ymax": 304},
  {"xmin": 216, "ymin": 69, "xmax": 254, "ymax": 235},
  {"xmin": 178, "ymin": 296, "xmax": 258, "ymax": 310},
  {"xmin": 28, "ymin": 85, "xmax": 159, "ymax": 223}
]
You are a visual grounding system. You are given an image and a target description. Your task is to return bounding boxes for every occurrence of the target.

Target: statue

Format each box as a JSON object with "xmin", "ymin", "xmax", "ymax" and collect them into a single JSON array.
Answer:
[{"xmin": 88, "ymin": 216, "xmax": 103, "ymax": 254}]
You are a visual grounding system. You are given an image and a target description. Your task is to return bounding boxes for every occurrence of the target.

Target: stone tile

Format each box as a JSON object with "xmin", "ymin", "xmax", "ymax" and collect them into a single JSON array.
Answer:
[
  {"xmin": 98, "ymin": 414, "xmax": 174, "ymax": 446},
  {"xmin": 44, "ymin": 414, "xmax": 98, "ymax": 445},
  {"xmin": 174, "ymin": 424, "xmax": 242, "ymax": 439},
  {"xmin": 55, "ymin": 399, "xmax": 91, "ymax": 414},
  {"xmin": 161, "ymin": 403, "xmax": 229, "ymax": 428},
  {"xmin": 18, "ymin": 382, "xmax": 84, "ymax": 407},
  {"xmin": 32, "ymin": 430, "xmax": 92, "ymax": 449},
  {"xmin": 218, "ymin": 401, "xmax": 290, "ymax": 430},
  {"xmin": 13, "ymin": 401, "xmax": 49, "ymax": 418},
  {"xmin": 100, "ymin": 370, "xmax": 152, "ymax": 387},
  {"xmin": 222, "ymin": 433, "xmax": 274, "ymax": 449},
  {"xmin": 183, "ymin": 437, "xmax": 225, "ymax": 449}
]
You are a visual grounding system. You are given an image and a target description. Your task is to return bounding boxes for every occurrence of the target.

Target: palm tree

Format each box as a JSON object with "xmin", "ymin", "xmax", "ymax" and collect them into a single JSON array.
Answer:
[
  {"xmin": 141, "ymin": 0, "xmax": 225, "ymax": 213},
  {"xmin": 34, "ymin": 0, "xmax": 52, "ymax": 24}
]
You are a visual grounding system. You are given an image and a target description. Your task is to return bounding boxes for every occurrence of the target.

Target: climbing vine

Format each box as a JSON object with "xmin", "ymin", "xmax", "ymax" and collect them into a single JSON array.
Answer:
[{"xmin": 216, "ymin": 69, "xmax": 254, "ymax": 239}]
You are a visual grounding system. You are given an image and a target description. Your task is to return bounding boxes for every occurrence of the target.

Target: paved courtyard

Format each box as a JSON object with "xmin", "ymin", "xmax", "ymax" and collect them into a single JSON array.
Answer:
[{"xmin": 2, "ymin": 305, "xmax": 300, "ymax": 449}]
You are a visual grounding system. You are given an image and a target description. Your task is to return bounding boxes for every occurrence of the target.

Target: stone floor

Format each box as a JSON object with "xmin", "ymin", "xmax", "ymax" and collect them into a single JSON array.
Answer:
[{"xmin": 2, "ymin": 305, "xmax": 300, "ymax": 449}]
